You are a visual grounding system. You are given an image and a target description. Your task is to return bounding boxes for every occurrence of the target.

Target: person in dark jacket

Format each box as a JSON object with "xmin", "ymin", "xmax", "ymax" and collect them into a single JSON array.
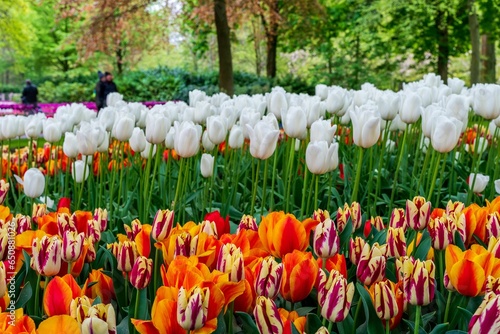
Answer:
[
  {"xmin": 101, "ymin": 72, "xmax": 118, "ymax": 107},
  {"xmin": 22, "ymin": 80, "xmax": 39, "ymax": 114},
  {"xmin": 95, "ymin": 71, "xmax": 106, "ymax": 111}
]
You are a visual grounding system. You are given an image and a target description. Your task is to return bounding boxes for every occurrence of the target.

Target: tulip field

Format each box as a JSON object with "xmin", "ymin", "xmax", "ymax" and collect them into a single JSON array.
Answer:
[{"xmin": 2, "ymin": 74, "xmax": 500, "ymax": 333}]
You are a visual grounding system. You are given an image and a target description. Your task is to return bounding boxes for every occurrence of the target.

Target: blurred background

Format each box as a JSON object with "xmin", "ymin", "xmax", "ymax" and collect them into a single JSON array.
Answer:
[{"xmin": 0, "ymin": 0, "xmax": 499, "ymax": 102}]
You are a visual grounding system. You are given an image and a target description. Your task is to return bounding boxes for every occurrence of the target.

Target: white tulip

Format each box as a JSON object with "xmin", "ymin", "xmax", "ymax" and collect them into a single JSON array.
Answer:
[
  {"xmin": 430, "ymin": 115, "xmax": 463, "ymax": 153},
  {"xmin": 400, "ymin": 92, "xmax": 422, "ymax": 124},
  {"xmin": 305, "ymin": 141, "xmax": 339, "ymax": 174},
  {"xmin": 472, "ymin": 85, "xmax": 500, "ymax": 120},
  {"xmin": 194, "ymin": 101, "xmax": 212, "ymax": 124},
  {"xmin": 422, "ymin": 105, "xmax": 445, "ymax": 138},
  {"xmin": 282, "ymin": 106, "xmax": 307, "ymax": 139},
  {"xmin": 43, "ymin": 119, "xmax": 62, "ymax": 143},
  {"xmin": 63, "ymin": 132, "xmax": 79, "ymax": 158},
  {"xmin": 141, "ymin": 142, "xmax": 157, "ymax": 159},
  {"xmin": 72, "ymin": 160, "xmax": 90, "ymax": 183},
  {"xmin": 25, "ymin": 117, "xmax": 43, "ymax": 139},
  {"xmin": 246, "ymin": 120, "xmax": 280, "ymax": 160},
  {"xmin": 200, "ymin": 153, "xmax": 214, "ymax": 178},
  {"xmin": 447, "ymin": 78, "xmax": 465, "ymax": 94},
  {"xmin": 174, "ymin": 121, "xmax": 202, "ymax": 158},
  {"xmin": 310, "ymin": 119, "xmax": 336, "ymax": 143},
  {"xmin": 377, "ymin": 92, "xmax": 400, "ymax": 121},
  {"xmin": 76, "ymin": 123, "xmax": 98, "ymax": 156},
  {"xmin": 239, "ymin": 109, "xmax": 261, "ymax": 139},
  {"xmin": 112, "ymin": 113, "xmax": 135, "ymax": 141},
  {"xmin": 165, "ymin": 127, "xmax": 176, "ymax": 149},
  {"xmin": 21, "ymin": 168, "xmax": 45, "ymax": 198},
  {"xmin": 495, "ymin": 179, "xmax": 500, "ymax": 194},
  {"xmin": 146, "ymin": 114, "xmax": 170, "ymax": 144},
  {"xmin": 228, "ymin": 125, "xmax": 244, "ymax": 149},
  {"xmin": 98, "ymin": 107, "xmax": 117, "ymax": 131},
  {"xmin": 129, "ymin": 128, "xmax": 147, "ymax": 153},
  {"xmin": 268, "ymin": 88, "xmax": 287, "ymax": 119},
  {"xmin": 206, "ymin": 115, "xmax": 228, "ymax": 145},
  {"xmin": 468, "ymin": 173, "xmax": 489, "ymax": 193},
  {"xmin": 97, "ymin": 132, "xmax": 109, "ymax": 153},
  {"xmin": 2, "ymin": 116, "xmax": 18, "ymax": 139},
  {"xmin": 315, "ymin": 84, "xmax": 329, "ymax": 100},
  {"xmin": 349, "ymin": 107, "xmax": 381, "ymax": 148}
]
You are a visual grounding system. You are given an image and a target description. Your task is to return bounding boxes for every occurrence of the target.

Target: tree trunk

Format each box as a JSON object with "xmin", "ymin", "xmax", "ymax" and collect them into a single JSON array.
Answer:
[
  {"xmin": 252, "ymin": 20, "xmax": 262, "ymax": 77},
  {"xmin": 261, "ymin": 0, "xmax": 280, "ymax": 79},
  {"xmin": 482, "ymin": 34, "xmax": 496, "ymax": 83},
  {"xmin": 469, "ymin": 0, "xmax": 480, "ymax": 84},
  {"xmin": 436, "ymin": 9, "xmax": 449, "ymax": 83},
  {"xmin": 116, "ymin": 44, "xmax": 124, "ymax": 75},
  {"xmin": 214, "ymin": 0, "xmax": 234, "ymax": 95}
]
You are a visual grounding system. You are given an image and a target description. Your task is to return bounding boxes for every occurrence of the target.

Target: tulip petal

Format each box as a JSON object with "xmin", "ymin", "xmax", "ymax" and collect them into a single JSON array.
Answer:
[
  {"xmin": 43, "ymin": 276, "xmax": 73, "ymax": 316},
  {"xmin": 37, "ymin": 315, "xmax": 80, "ymax": 333},
  {"xmin": 289, "ymin": 257, "xmax": 318, "ymax": 302},
  {"xmin": 450, "ymin": 259, "xmax": 485, "ymax": 297}
]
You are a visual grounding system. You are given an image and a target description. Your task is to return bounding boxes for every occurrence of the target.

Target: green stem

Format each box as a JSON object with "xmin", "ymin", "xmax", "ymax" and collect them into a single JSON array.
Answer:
[
  {"xmin": 285, "ymin": 139, "xmax": 296, "ymax": 212},
  {"xmin": 417, "ymin": 143, "xmax": 432, "ymax": 196},
  {"xmin": 227, "ymin": 301, "xmax": 234, "ymax": 334},
  {"xmin": 300, "ymin": 167, "xmax": 309, "ymax": 219},
  {"xmin": 435, "ymin": 156, "xmax": 447, "ymax": 206},
  {"xmin": 261, "ymin": 157, "xmax": 269, "ymax": 216},
  {"xmin": 173, "ymin": 159, "xmax": 185, "ymax": 216},
  {"xmin": 327, "ymin": 321, "xmax": 333, "ymax": 333},
  {"xmin": 34, "ymin": 273, "xmax": 41, "ymax": 317},
  {"xmin": 443, "ymin": 290, "xmax": 452, "ymax": 323},
  {"xmin": 67, "ymin": 262, "xmax": 72, "ymax": 275},
  {"xmin": 386, "ymin": 320, "xmax": 390, "ymax": 334},
  {"xmin": 352, "ymin": 298, "xmax": 362, "ymax": 334},
  {"xmin": 351, "ymin": 146, "xmax": 364, "ymax": 203},
  {"xmin": 147, "ymin": 145, "xmax": 162, "ymax": 219},
  {"xmin": 314, "ymin": 173, "xmax": 319, "ymax": 211},
  {"xmin": 270, "ymin": 149, "xmax": 277, "ymax": 211},
  {"xmin": 427, "ymin": 153, "xmax": 442, "ymax": 203},
  {"xmin": 389, "ymin": 126, "xmax": 408, "ymax": 212},
  {"xmin": 414, "ymin": 305, "xmax": 421, "ymax": 334},
  {"xmin": 250, "ymin": 159, "xmax": 261, "ymax": 216},
  {"xmin": 142, "ymin": 143, "xmax": 154, "ymax": 222},
  {"xmin": 134, "ymin": 288, "xmax": 141, "ymax": 334}
]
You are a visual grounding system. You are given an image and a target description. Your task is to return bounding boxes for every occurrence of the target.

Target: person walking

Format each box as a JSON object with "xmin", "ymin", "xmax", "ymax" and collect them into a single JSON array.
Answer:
[
  {"xmin": 21, "ymin": 80, "xmax": 39, "ymax": 115},
  {"xmin": 95, "ymin": 71, "xmax": 106, "ymax": 112},
  {"xmin": 101, "ymin": 72, "xmax": 118, "ymax": 108}
]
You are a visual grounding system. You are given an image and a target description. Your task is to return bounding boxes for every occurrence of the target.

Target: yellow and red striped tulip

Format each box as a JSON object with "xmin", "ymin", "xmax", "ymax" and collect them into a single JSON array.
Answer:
[
  {"xmin": 406, "ymin": 196, "xmax": 431, "ymax": 230},
  {"xmin": 130, "ymin": 256, "xmax": 153, "ymax": 289},
  {"xmin": 336, "ymin": 203, "xmax": 350, "ymax": 233},
  {"xmin": 151, "ymin": 209, "xmax": 174, "ymax": 242},
  {"xmin": 385, "ymin": 227, "xmax": 406, "ymax": 258},
  {"xmin": 428, "ymin": 215, "xmax": 456, "ymax": 250},
  {"xmin": 487, "ymin": 212, "xmax": 500, "ymax": 239},
  {"xmin": 177, "ymin": 286, "xmax": 210, "ymax": 331},
  {"xmin": 486, "ymin": 275, "xmax": 500, "ymax": 294},
  {"xmin": 401, "ymin": 257, "xmax": 435, "ymax": 306},
  {"xmin": 318, "ymin": 269, "xmax": 354, "ymax": 322},
  {"xmin": 446, "ymin": 200, "xmax": 465, "ymax": 216},
  {"xmin": 313, "ymin": 208, "xmax": 330, "ymax": 223},
  {"xmin": 389, "ymin": 208, "xmax": 407, "ymax": 229},
  {"xmin": 109, "ymin": 240, "xmax": 139, "ymax": 273},
  {"xmin": 313, "ymin": 218, "xmax": 340, "ymax": 259},
  {"xmin": 32, "ymin": 235, "xmax": 62, "ymax": 276},
  {"xmin": 254, "ymin": 296, "xmax": 284, "ymax": 334},
  {"xmin": 69, "ymin": 295, "xmax": 92, "ymax": 321},
  {"xmin": 349, "ymin": 236, "xmax": 366, "ymax": 265},
  {"xmin": 258, "ymin": 212, "xmax": 309, "ymax": 258},
  {"xmin": 237, "ymin": 214, "xmax": 258, "ymax": 232},
  {"xmin": 93, "ymin": 207, "xmax": 108, "ymax": 231},
  {"xmin": 356, "ymin": 242, "xmax": 386, "ymax": 285},
  {"xmin": 57, "ymin": 212, "xmax": 75, "ymax": 236},
  {"xmin": 0, "ymin": 263, "xmax": 5, "ymax": 298},
  {"xmin": 367, "ymin": 280, "xmax": 399, "ymax": 320},
  {"xmin": 254, "ymin": 256, "xmax": 283, "ymax": 299},
  {"xmin": 0, "ymin": 180, "xmax": 8, "ymax": 205},
  {"xmin": 350, "ymin": 201, "xmax": 362, "ymax": 230},
  {"xmin": 85, "ymin": 269, "xmax": 115, "ymax": 304},
  {"xmin": 61, "ymin": 231, "xmax": 85, "ymax": 263},
  {"xmin": 216, "ymin": 243, "xmax": 245, "ymax": 282},
  {"xmin": 446, "ymin": 244, "xmax": 500, "ymax": 296},
  {"xmin": 468, "ymin": 291, "xmax": 500, "ymax": 334},
  {"xmin": 280, "ymin": 250, "xmax": 318, "ymax": 302}
]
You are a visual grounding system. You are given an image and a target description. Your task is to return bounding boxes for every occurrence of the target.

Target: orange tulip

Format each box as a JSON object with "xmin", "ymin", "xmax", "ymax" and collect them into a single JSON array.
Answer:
[
  {"xmin": 85, "ymin": 269, "xmax": 115, "ymax": 304},
  {"xmin": 37, "ymin": 315, "xmax": 80, "ymax": 333},
  {"xmin": 279, "ymin": 309, "xmax": 306, "ymax": 333},
  {"xmin": 445, "ymin": 244, "xmax": 498, "ymax": 296},
  {"xmin": 44, "ymin": 274, "xmax": 87, "ymax": 316},
  {"xmin": 0, "ymin": 309, "xmax": 35, "ymax": 334},
  {"xmin": 280, "ymin": 250, "xmax": 319, "ymax": 302},
  {"xmin": 258, "ymin": 212, "xmax": 310, "ymax": 258},
  {"xmin": 316, "ymin": 253, "xmax": 347, "ymax": 278}
]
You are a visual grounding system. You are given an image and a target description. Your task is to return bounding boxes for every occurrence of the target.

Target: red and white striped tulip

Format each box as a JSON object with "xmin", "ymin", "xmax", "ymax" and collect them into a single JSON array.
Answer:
[
  {"xmin": 177, "ymin": 286, "xmax": 210, "ymax": 331},
  {"xmin": 318, "ymin": 269, "xmax": 354, "ymax": 323},
  {"xmin": 313, "ymin": 218, "xmax": 340, "ymax": 259},
  {"xmin": 356, "ymin": 242, "xmax": 386, "ymax": 285},
  {"xmin": 254, "ymin": 256, "xmax": 283, "ymax": 299}
]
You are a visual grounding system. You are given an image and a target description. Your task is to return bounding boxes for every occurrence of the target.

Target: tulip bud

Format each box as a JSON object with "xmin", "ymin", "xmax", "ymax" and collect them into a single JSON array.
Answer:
[
  {"xmin": 468, "ymin": 292, "xmax": 500, "ymax": 333},
  {"xmin": 22, "ymin": 168, "xmax": 45, "ymax": 198},
  {"xmin": 174, "ymin": 232, "xmax": 197, "ymax": 258},
  {"xmin": 200, "ymin": 153, "xmax": 214, "ymax": 178},
  {"xmin": 0, "ymin": 262, "xmax": 6, "ymax": 298},
  {"xmin": 228, "ymin": 125, "xmax": 244, "ymax": 149},
  {"xmin": 356, "ymin": 242, "xmax": 386, "ymax": 285},
  {"xmin": 146, "ymin": 114, "xmax": 170, "ymax": 144},
  {"xmin": 443, "ymin": 270, "xmax": 455, "ymax": 292},
  {"xmin": 12, "ymin": 214, "xmax": 30, "ymax": 234},
  {"xmin": 216, "ymin": 243, "xmax": 244, "ymax": 282},
  {"xmin": 114, "ymin": 241, "xmax": 139, "ymax": 273},
  {"xmin": 129, "ymin": 127, "xmax": 147, "ymax": 153},
  {"xmin": 336, "ymin": 203, "xmax": 350, "ymax": 233},
  {"xmin": 389, "ymin": 208, "xmax": 408, "ymax": 231},
  {"xmin": 206, "ymin": 115, "xmax": 228, "ymax": 145},
  {"xmin": 177, "ymin": 286, "xmax": 210, "ymax": 331},
  {"xmin": 313, "ymin": 209, "xmax": 330, "ymax": 223},
  {"xmin": 446, "ymin": 200, "xmax": 464, "ymax": 216},
  {"xmin": 94, "ymin": 208, "xmax": 108, "ymax": 232},
  {"xmin": 385, "ymin": 227, "xmax": 406, "ymax": 258},
  {"xmin": 32, "ymin": 235, "xmax": 62, "ymax": 276},
  {"xmin": 112, "ymin": 113, "xmax": 135, "ymax": 141},
  {"xmin": 487, "ymin": 237, "xmax": 500, "ymax": 258},
  {"xmin": 246, "ymin": 119, "xmax": 280, "ymax": 160},
  {"xmin": 174, "ymin": 121, "xmax": 202, "ymax": 158},
  {"xmin": 315, "ymin": 327, "xmax": 329, "ymax": 334},
  {"xmin": 368, "ymin": 216, "xmax": 385, "ymax": 232},
  {"xmin": 428, "ymin": 216, "xmax": 456, "ymax": 250},
  {"xmin": 254, "ymin": 256, "xmax": 283, "ymax": 299},
  {"xmin": 350, "ymin": 202, "xmax": 362, "ymax": 230},
  {"xmin": 349, "ymin": 106, "xmax": 381, "ymax": 148},
  {"xmin": 305, "ymin": 141, "xmax": 339, "ymax": 174},
  {"xmin": 62, "ymin": 231, "xmax": 85, "ymax": 263},
  {"xmin": 430, "ymin": 115, "xmax": 462, "ymax": 153},
  {"xmin": 129, "ymin": 256, "xmax": 153, "ymax": 289},
  {"xmin": 237, "ymin": 215, "xmax": 258, "ymax": 232},
  {"xmin": 495, "ymin": 179, "xmax": 500, "ymax": 195},
  {"xmin": 401, "ymin": 257, "xmax": 435, "ymax": 306},
  {"xmin": 70, "ymin": 296, "xmax": 92, "ymax": 320},
  {"xmin": 0, "ymin": 180, "xmax": 9, "ymax": 204},
  {"xmin": 253, "ymin": 296, "xmax": 284, "ymax": 334},
  {"xmin": 468, "ymin": 173, "xmax": 490, "ymax": 193},
  {"xmin": 71, "ymin": 160, "xmax": 90, "ymax": 183},
  {"xmin": 313, "ymin": 218, "xmax": 340, "ymax": 259},
  {"xmin": 151, "ymin": 209, "xmax": 174, "ymax": 242},
  {"xmin": 282, "ymin": 106, "xmax": 307, "ymax": 139},
  {"xmin": 85, "ymin": 239, "xmax": 97, "ymax": 263},
  {"xmin": 318, "ymin": 269, "xmax": 354, "ymax": 322},
  {"xmin": 199, "ymin": 220, "xmax": 218, "ymax": 237},
  {"xmin": 349, "ymin": 236, "xmax": 366, "ymax": 265},
  {"xmin": 367, "ymin": 280, "xmax": 399, "ymax": 320},
  {"xmin": 406, "ymin": 196, "xmax": 431, "ymax": 230},
  {"xmin": 76, "ymin": 123, "xmax": 99, "ymax": 156},
  {"xmin": 487, "ymin": 212, "xmax": 500, "ymax": 239},
  {"xmin": 63, "ymin": 132, "xmax": 79, "ymax": 158}
]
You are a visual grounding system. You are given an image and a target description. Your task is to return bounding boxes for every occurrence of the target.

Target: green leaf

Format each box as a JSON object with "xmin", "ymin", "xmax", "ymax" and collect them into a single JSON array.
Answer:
[
  {"xmin": 117, "ymin": 316, "xmax": 130, "ymax": 334},
  {"xmin": 212, "ymin": 311, "xmax": 227, "ymax": 334},
  {"xmin": 340, "ymin": 220, "xmax": 353, "ymax": 248},
  {"xmin": 414, "ymin": 229, "xmax": 431, "ymax": 261},
  {"xmin": 295, "ymin": 306, "xmax": 316, "ymax": 317},
  {"xmin": 235, "ymin": 311, "xmax": 259, "ymax": 334},
  {"xmin": 129, "ymin": 288, "xmax": 149, "ymax": 320},
  {"xmin": 15, "ymin": 281, "xmax": 32, "ymax": 309},
  {"xmin": 428, "ymin": 323, "xmax": 449, "ymax": 334},
  {"xmin": 305, "ymin": 313, "xmax": 323, "ymax": 334},
  {"xmin": 355, "ymin": 283, "xmax": 385, "ymax": 334}
]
